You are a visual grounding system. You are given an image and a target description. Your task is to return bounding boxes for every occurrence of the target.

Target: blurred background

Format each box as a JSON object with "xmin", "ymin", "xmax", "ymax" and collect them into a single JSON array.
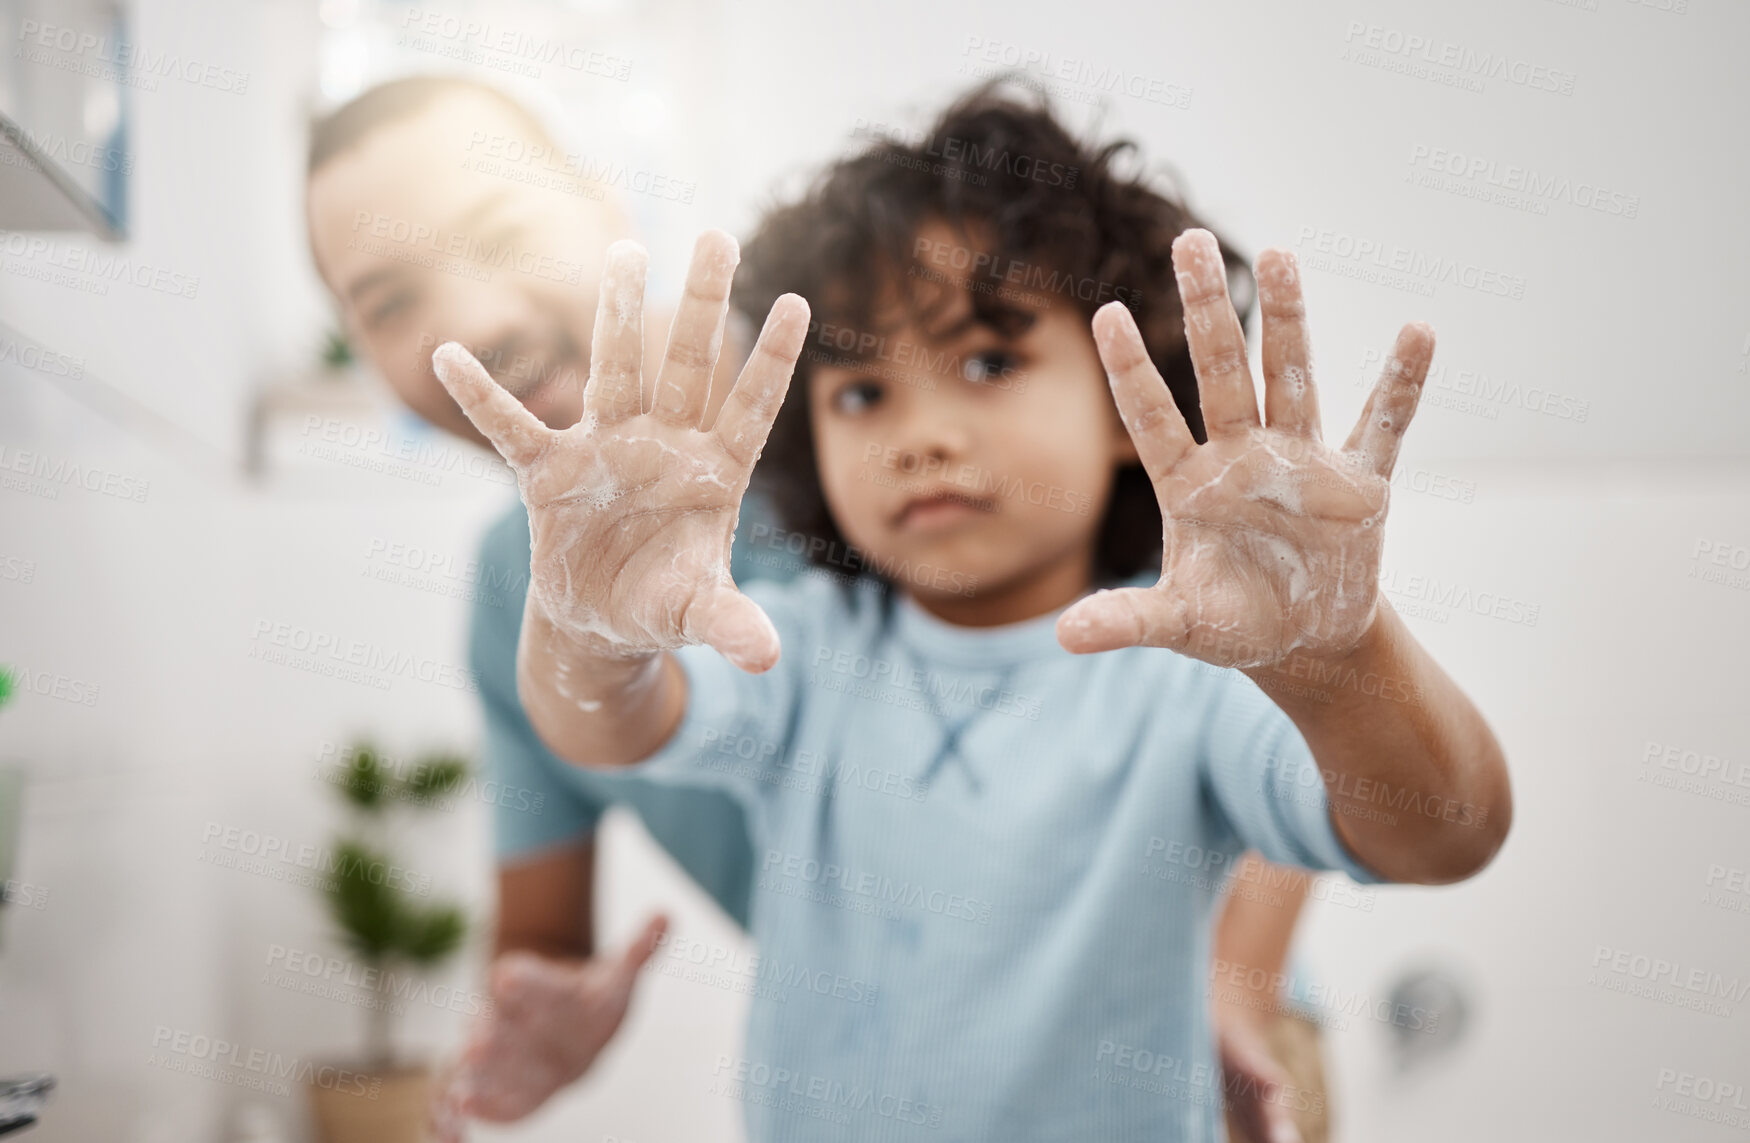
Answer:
[{"xmin": 0, "ymin": 0, "xmax": 1746, "ymax": 1140}]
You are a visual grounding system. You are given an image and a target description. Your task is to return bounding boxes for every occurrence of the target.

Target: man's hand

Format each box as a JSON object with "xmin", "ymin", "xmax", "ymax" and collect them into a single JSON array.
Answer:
[
  {"xmin": 431, "ymin": 230, "xmax": 810, "ymax": 675},
  {"xmin": 1057, "ymin": 228, "xmax": 1434, "ymax": 668},
  {"xmin": 1215, "ymin": 994, "xmax": 1306, "ymax": 1143},
  {"xmin": 429, "ymin": 915, "xmax": 669, "ymax": 1141}
]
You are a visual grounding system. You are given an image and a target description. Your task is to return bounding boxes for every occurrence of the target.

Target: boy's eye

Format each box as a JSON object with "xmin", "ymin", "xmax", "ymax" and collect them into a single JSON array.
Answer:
[
  {"xmin": 830, "ymin": 378, "xmax": 885, "ymax": 415},
  {"xmin": 963, "ymin": 349, "xmax": 1018, "ymax": 386}
]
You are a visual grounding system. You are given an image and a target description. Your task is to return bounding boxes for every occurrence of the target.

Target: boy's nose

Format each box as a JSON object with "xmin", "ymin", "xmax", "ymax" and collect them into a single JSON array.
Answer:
[{"xmin": 891, "ymin": 412, "xmax": 974, "ymax": 468}]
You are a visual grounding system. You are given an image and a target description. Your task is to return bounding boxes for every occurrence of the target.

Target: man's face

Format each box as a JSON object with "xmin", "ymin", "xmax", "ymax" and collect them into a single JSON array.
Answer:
[
  {"xmin": 807, "ymin": 219, "xmax": 1139, "ymax": 608},
  {"xmin": 307, "ymin": 91, "xmax": 622, "ymax": 446}
]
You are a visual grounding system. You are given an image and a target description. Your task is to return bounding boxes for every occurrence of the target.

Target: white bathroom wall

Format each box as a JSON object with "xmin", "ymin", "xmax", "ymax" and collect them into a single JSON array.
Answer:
[{"xmin": 0, "ymin": 0, "xmax": 1745, "ymax": 1141}]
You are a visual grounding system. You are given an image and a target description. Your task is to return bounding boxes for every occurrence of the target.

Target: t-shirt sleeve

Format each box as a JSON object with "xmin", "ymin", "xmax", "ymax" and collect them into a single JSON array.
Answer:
[
  {"xmin": 1199, "ymin": 669, "xmax": 1384, "ymax": 885},
  {"xmin": 579, "ymin": 578, "xmax": 814, "ymax": 816},
  {"xmin": 468, "ymin": 529, "xmax": 606, "ymax": 862}
]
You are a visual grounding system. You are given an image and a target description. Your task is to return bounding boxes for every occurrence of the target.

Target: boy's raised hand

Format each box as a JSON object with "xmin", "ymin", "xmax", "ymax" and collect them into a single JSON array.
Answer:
[
  {"xmin": 1058, "ymin": 228, "xmax": 1432, "ymax": 668},
  {"xmin": 432, "ymin": 231, "xmax": 809, "ymax": 674}
]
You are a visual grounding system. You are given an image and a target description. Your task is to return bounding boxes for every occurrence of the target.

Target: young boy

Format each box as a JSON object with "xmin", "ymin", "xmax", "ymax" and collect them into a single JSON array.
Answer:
[{"xmin": 432, "ymin": 85, "xmax": 1511, "ymax": 1141}]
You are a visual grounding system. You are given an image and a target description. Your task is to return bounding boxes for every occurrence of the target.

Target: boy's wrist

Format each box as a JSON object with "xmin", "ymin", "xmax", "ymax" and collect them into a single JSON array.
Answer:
[{"xmin": 520, "ymin": 596, "xmax": 664, "ymax": 701}]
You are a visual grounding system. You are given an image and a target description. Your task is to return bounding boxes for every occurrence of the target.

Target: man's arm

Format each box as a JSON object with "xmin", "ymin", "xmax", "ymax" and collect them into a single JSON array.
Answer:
[
  {"xmin": 1244, "ymin": 601, "xmax": 1511, "ymax": 884},
  {"xmin": 1212, "ymin": 856, "xmax": 1316, "ymax": 1143},
  {"xmin": 494, "ymin": 837, "xmax": 596, "ymax": 960}
]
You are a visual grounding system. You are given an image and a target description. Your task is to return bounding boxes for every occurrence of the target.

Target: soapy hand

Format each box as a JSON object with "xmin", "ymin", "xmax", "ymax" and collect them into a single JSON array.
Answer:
[
  {"xmin": 432, "ymin": 231, "xmax": 810, "ymax": 674},
  {"xmin": 427, "ymin": 916, "xmax": 668, "ymax": 1142},
  {"xmin": 1057, "ymin": 229, "xmax": 1433, "ymax": 668}
]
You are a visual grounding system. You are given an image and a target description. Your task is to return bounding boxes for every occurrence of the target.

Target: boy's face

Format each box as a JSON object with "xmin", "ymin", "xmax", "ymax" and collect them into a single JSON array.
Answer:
[
  {"xmin": 306, "ymin": 90, "xmax": 622, "ymax": 447},
  {"xmin": 808, "ymin": 220, "xmax": 1140, "ymax": 612}
]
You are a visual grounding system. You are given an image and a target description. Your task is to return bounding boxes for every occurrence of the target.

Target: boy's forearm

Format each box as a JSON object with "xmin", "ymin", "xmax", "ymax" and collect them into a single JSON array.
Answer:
[
  {"xmin": 516, "ymin": 596, "xmax": 688, "ymax": 770},
  {"xmin": 1243, "ymin": 599, "xmax": 1512, "ymax": 884}
]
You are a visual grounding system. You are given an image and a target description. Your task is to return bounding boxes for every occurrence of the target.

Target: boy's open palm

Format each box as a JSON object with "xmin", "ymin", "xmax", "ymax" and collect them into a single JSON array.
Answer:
[
  {"xmin": 432, "ymin": 231, "xmax": 809, "ymax": 674},
  {"xmin": 1058, "ymin": 229, "xmax": 1434, "ymax": 668}
]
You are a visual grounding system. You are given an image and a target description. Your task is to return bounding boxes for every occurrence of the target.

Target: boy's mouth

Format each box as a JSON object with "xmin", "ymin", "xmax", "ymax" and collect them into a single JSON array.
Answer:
[{"xmin": 894, "ymin": 488, "xmax": 997, "ymax": 531}]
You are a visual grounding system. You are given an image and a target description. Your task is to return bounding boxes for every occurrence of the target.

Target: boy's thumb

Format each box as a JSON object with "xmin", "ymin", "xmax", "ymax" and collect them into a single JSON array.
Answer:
[{"xmin": 688, "ymin": 585, "xmax": 781, "ymax": 673}]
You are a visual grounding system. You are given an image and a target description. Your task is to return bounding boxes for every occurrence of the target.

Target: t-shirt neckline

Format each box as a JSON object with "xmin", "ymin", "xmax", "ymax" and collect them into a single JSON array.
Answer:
[{"xmin": 889, "ymin": 570, "xmax": 1155, "ymax": 667}]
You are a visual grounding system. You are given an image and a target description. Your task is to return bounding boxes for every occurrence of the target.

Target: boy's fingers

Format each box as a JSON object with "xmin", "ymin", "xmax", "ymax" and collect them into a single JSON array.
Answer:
[
  {"xmin": 1056, "ymin": 586, "xmax": 1191, "ymax": 656},
  {"xmin": 581, "ymin": 240, "xmax": 649, "ymax": 425},
  {"xmin": 713, "ymin": 293, "xmax": 809, "ymax": 469},
  {"xmin": 1256, "ymin": 249, "xmax": 1322, "ymax": 440},
  {"xmin": 1174, "ymin": 229, "xmax": 1261, "ymax": 438},
  {"xmin": 652, "ymin": 231, "xmax": 739, "ymax": 430},
  {"xmin": 1344, "ymin": 322, "xmax": 1435, "ymax": 477},
  {"xmin": 432, "ymin": 343, "xmax": 552, "ymax": 469},
  {"xmin": 1093, "ymin": 302, "xmax": 1196, "ymax": 482}
]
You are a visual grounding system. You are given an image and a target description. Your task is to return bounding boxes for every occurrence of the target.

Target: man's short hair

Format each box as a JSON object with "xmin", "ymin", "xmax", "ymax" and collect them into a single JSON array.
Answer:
[{"xmin": 306, "ymin": 74, "xmax": 552, "ymax": 175}]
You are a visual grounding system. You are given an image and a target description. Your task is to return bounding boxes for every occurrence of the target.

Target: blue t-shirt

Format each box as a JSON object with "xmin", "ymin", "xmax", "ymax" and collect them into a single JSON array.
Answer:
[
  {"xmin": 469, "ymin": 491, "xmax": 806, "ymax": 929},
  {"xmin": 585, "ymin": 571, "xmax": 1380, "ymax": 1142}
]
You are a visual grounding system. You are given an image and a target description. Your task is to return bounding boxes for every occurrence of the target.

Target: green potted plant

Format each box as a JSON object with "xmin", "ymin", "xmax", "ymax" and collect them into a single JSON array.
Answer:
[{"xmin": 308, "ymin": 742, "xmax": 470, "ymax": 1143}]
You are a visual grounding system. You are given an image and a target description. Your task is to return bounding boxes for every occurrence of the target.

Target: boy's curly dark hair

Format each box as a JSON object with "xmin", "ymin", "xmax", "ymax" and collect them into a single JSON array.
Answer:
[{"xmin": 734, "ymin": 78, "xmax": 1253, "ymax": 589}]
